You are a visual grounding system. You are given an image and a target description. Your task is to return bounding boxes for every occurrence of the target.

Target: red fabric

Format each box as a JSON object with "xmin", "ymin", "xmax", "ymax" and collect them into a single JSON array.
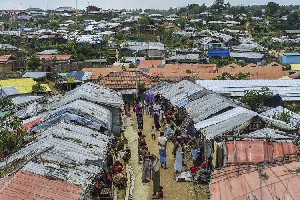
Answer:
[
  {"xmin": 116, "ymin": 166, "xmax": 123, "ymax": 173},
  {"xmin": 190, "ymin": 166, "xmax": 197, "ymax": 174}
]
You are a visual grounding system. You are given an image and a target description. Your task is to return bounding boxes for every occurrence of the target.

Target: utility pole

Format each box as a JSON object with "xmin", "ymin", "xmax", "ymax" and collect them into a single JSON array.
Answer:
[
  {"xmin": 100, "ymin": 43, "xmax": 102, "ymax": 67},
  {"xmin": 133, "ymin": 50, "xmax": 139, "ymax": 98},
  {"xmin": 96, "ymin": 40, "xmax": 102, "ymax": 67},
  {"xmin": 76, "ymin": 0, "xmax": 78, "ymax": 24}
]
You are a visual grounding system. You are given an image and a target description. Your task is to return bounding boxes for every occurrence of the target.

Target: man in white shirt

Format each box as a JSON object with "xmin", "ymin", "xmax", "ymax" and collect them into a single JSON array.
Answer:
[{"xmin": 157, "ymin": 132, "xmax": 167, "ymax": 169}]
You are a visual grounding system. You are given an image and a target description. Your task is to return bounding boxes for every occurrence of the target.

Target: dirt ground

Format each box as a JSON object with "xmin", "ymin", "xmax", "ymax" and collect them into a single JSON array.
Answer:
[
  {"xmin": 123, "ymin": 116, "xmax": 151, "ymax": 200},
  {"xmin": 123, "ymin": 112, "xmax": 207, "ymax": 200}
]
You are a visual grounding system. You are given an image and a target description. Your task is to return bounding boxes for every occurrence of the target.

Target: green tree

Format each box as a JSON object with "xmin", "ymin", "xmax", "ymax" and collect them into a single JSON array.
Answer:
[
  {"xmin": 273, "ymin": 110, "xmax": 292, "ymax": 124},
  {"xmin": 214, "ymin": 72, "xmax": 232, "ymax": 80},
  {"xmin": 0, "ymin": 97, "xmax": 13, "ymax": 111},
  {"xmin": 32, "ymin": 83, "xmax": 46, "ymax": 94},
  {"xmin": 233, "ymin": 72, "xmax": 252, "ymax": 80},
  {"xmin": 0, "ymin": 99, "xmax": 24, "ymax": 158},
  {"xmin": 186, "ymin": 69, "xmax": 192, "ymax": 74},
  {"xmin": 129, "ymin": 62, "xmax": 136, "ymax": 68},
  {"xmin": 27, "ymin": 54, "xmax": 41, "ymax": 70},
  {"xmin": 287, "ymin": 12, "xmax": 300, "ymax": 29},
  {"xmin": 137, "ymin": 16, "xmax": 153, "ymax": 34},
  {"xmin": 265, "ymin": 2, "xmax": 280, "ymax": 17},
  {"xmin": 137, "ymin": 82, "xmax": 146, "ymax": 93},
  {"xmin": 240, "ymin": 87, "xmax": 273, "ymax": 111},
  {"xmin": 174, "ymin": 17, "xmax": 188, "ymax": 29}
]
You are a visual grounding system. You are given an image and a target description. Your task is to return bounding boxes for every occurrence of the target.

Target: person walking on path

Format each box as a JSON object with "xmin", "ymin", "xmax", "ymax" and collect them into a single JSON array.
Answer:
[
  {"xmin": 141, "ymin": 147, "xmax": 151, "ymax": 183},
  {"xmin": 151, "ymin": 125, "xmax": 156, "ymax": 140},
  {"xmin": 124, "ymin": 100, "xmax": 131, "ymax": 117},
  {"xmin": 135, "ymin": 102, "xmax": 144, "ymax": 130},
  {"xmin": 173, "ymin": 138, "xmax": 183, "ymax": 173},
  {"xmin": 151, "ymin": 155, "xmax": 161, "ymax": 199},
  {"xmin": 153, "ymin": 101, "xmax": 161, "ymax": 130},
  {"xmin": 165, "ymin": 125, "xmax": 174, "ymax": 140},
  {"xmin": 157, "ymin": 131, "xmax": 167, "ymax": 169}
]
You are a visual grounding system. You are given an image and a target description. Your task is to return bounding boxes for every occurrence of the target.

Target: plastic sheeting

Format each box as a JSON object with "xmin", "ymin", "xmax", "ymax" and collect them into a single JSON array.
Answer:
[
  {"xmin": 0, "ymin": 121, "xmax": 110, "ymax": 188},
  {"xmin": 0, "ymin": 86, "xmax": 19, "ymax": 98},
  {"xmin": 43, "ymin": 100, "xmax": 112, "ymax": 131}
]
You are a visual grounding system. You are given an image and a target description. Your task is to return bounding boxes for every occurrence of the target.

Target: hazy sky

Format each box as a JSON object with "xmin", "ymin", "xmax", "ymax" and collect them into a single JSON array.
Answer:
[{"xmin": 0, "ymin": 0, "xmax": 299, "ymax": 10}]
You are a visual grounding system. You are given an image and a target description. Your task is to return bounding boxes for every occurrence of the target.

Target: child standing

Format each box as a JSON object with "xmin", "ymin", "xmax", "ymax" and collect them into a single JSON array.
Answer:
[
  {"xmin": 151, "ymin": 125, "xmax": 156, "ymax": 140},
  {"xmin": 158, "ymin": 186, "xmax": 164, "ymax": 199}
]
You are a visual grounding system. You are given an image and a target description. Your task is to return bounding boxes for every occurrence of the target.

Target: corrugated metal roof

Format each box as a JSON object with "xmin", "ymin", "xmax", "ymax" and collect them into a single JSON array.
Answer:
[
  {"xmin": 259, "ymin": 115, "xmax": 296, "ymax": 131},
  {"xmin": 195, "ymin": 107, "xmax": 255, "ymax": 129},
  {"xmin": 38, "ymin": 54, "xmax": 72, "ymax": 61},
  {"xmin": 260, "ymin": 106, "xmax": 300, "ymax": 127},
  {"xmin": 210, "ymin": 162, "xmax": 300, "ymax": 200},
  {"xmin": 196, "ymin": 80, "xmax": 300, "ymax": 101},
  {"xmin": 37, "ymin": 99, "xmax": 112, "ymax": 132},
  {"xmin": 186, "ymin": 94, "xmax": 236, "ymax": 123},
  {"xmin": 159, "ymin": 80, "xmax": 203, "ymax": 101},
  {"xmin": 226, "ymin": 141, "xmax": 299, "ymax": 164},
  {"xmin": 48, "ymin": 82, "xmax": 123, "ymax": 109},
  {"xmin": 0, "ymin": 171, "xmax": 81, "ymax": 200},
  {"xmin": 242, "ymin": 128, "xmax": 293, "ymax": 140},
  {"xmin": 0, "ymin": 86, "xmax": 19, "ymax": 98},
  {"xmin": 98, "ymin": 71, "xmax": 158, "ymax": 90},
  {"xmin": 15, "ymin": 101, "xmax": 45, "ymax": 119},
  {"xmin": 0, "ymin": 121, "xmax": 110, "ymax": 188},
  {"xmin": 145, "ymin": 81, "xmax": 170, "ymax": 95},
  {"xmin": 230, "ymin": 52, "xmax": 264, "ymax": 59},
  {"xmin": 11, "ymin": 96, "xmax": 42, "ymax": 105},
  {"xmin": 22, "ymin": 72, "xmax": 48, "ymax": 79},
  {"xmin": 0, "ymin": 54, "xmax": 11, "ymax": 62},
  {"xmin": 283, "ymin": 52, "xmax": 300, "ymax": 56}
]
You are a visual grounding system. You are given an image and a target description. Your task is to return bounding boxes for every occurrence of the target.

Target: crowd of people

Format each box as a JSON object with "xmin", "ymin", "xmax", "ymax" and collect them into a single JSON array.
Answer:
[{"xmin": 123, "ymin": 95, "xmax": 215, "ymax": 198}]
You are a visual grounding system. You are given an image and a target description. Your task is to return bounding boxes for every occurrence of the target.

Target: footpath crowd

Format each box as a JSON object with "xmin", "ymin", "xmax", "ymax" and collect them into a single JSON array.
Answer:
[{"xmin": 123, "ymin": 95, "xmax": 213, "ymax": 199}]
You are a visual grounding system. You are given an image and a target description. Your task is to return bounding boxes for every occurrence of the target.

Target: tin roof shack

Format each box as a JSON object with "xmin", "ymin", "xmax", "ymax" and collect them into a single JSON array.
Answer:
[
  {"xmin": 98, "ymin": 71, "xmax": 158, "ymax": 95},
  {"xmin": 0, "ymin": 78, "xmax": 51, "ymax": 98},
  {"xmin": 230, "ymin": 52, "xmax": 264, "ymax": 65},
  {"xmin": 22, "ymin": 71, "xmax": 48, "ymax": 81},
  {"xmin": 0, "ymin": 121, "xmax": 110, "ymax": 199},
  {"xmin": 31, "ymin": 100, "xmax": 112, "ymax": 134},
  {"xmin": 280, "ymin": 52, "xmax": 300, "ymax": 65},
  {"xmin": 46, "ymin": 82, "xmax": 123, "ymax": 135},
  {"xmin": 196, "ymin": 79, "xmax": 300, "ymax": 102},
  {"xmin": 148, "ymin": 80, "xmax": 297, "ymax": 140},
  {"xmin": 120, "ymin": 41, "xmax": 166, "ymax": 58},
  {"xmin": 210, "ymin": 162, "xmax": 300, "ymax": 200},
  {"xmin": 0, "ymin": 54, "xmax": 12, "ymax": 72},
  {"xmin": 194, "ymin": 106, "xmax": 296, "ymax": 141}
]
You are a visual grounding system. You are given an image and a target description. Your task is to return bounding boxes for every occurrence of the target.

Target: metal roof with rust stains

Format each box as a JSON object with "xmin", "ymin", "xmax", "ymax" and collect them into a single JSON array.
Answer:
[
  {"xmin": 0, "ymin": 171, "xmax": 81, "ymax": 200},
  {"xmin": 226, "ymin": 140, "xmax": 299, "ymax": 164},
  {"xmin": 98, "ymin": 70, "xmax": 158, "ymax": 90},
  {"xmin": 210, "ymin": 162, "xmax": 300, "ymax": 200}
]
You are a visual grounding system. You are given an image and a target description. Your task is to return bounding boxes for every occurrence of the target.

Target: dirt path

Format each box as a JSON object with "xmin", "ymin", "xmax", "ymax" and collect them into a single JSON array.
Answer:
[
  {"xmin": 123, "ymin": 116, "xmax": 150, "ymax": 200},
  {"xmin": 128, "ymin": 113, "xmax": 207, "ymax": 200}
]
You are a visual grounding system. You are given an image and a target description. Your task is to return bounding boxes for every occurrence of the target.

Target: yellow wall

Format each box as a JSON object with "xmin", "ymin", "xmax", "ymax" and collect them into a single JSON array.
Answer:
[{"xmin": 291, "ymin": 64, "xmax": 300, "ymax": 71}]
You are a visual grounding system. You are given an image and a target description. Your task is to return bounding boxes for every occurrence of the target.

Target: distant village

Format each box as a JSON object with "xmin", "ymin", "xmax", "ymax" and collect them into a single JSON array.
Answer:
[{"xmin": 1, "ymin": 1, "xmax": 300, "ymax": 200}]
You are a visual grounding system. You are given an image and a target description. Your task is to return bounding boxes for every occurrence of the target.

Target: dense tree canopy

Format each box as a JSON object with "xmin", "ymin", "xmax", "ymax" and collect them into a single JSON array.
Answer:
[{"xmin": 240, "ymin": 87, "xmax": 273, "ymax": 111}]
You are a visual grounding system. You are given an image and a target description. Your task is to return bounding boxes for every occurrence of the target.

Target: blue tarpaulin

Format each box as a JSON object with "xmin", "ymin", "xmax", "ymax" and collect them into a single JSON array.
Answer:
[{"xmin": 177, "ymin": 99, "xmax": 189, "ymax": 108}]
